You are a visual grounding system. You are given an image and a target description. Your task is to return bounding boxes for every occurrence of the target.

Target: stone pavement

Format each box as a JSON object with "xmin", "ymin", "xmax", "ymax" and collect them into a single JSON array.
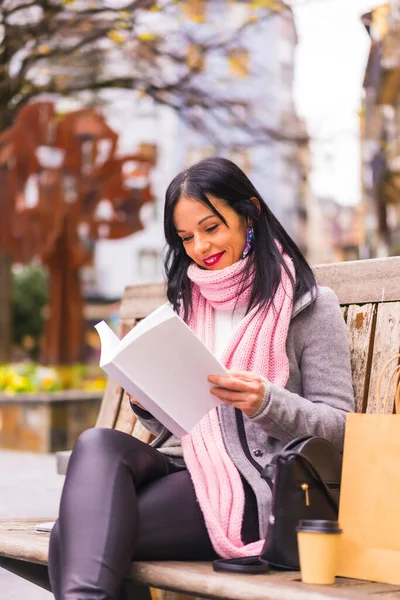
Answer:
[{"xmin": 0, "ymin": 450, "xmax": 64, "ymax": 600}]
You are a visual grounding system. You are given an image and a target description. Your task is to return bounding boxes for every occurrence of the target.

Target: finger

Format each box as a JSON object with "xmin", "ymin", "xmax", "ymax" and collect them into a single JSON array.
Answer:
[
  {"xmin": 209, "ymin": 376, "xmax": 253, "ymax": 392},
  {"xmin": 210, "ymin": 387, "xmax": 257, "ymax": 402},
  {"xmin": 228, "ymin": 370, "xmax": 262, "ymax": 382},
  {"xmin": 211, "ymin": 374, "xmax": 264, "ymax": 394}
]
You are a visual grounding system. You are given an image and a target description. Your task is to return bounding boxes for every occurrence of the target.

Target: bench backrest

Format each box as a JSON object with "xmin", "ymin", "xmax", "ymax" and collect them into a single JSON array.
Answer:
[
  {"xmin": 96, "ymin": 256, "xmax": 400, "ymax": 438},
  {"xmin": 315, "ymin": 256, "xmax": 400, "ymax": 414}
]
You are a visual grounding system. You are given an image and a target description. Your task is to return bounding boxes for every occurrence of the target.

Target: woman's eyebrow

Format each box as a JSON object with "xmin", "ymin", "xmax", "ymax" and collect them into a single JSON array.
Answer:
[{"xmin": 176, "ymin": 214, "xmax": 215, "ymax": 232}]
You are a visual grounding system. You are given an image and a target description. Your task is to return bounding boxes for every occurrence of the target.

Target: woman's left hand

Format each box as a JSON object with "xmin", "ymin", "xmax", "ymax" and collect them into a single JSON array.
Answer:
[{"xmin": 208, "ymin": 370, "xmax": 265, "ymax": 417}]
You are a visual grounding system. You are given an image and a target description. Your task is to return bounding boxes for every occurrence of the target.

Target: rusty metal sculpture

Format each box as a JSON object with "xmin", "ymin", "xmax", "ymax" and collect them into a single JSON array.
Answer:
[{"xmin": 0, "ymin": 101, "xmax": 156, "ymax": 364}]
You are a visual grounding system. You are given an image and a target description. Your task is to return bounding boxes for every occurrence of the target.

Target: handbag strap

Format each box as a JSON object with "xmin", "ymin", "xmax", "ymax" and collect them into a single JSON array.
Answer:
[{"xmin": 213, "ymin": 556, "xmax": 270, "ymax": 574}]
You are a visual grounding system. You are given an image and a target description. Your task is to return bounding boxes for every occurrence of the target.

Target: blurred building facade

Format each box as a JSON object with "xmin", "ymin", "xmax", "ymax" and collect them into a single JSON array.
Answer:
[
  {"xmin": 306, "ymin": 195, "xmax": 365, "ymax": 264},
  {"xmin": 361, "ymin": 2, "xmax": 400, "ymax": 257},
  {"xmin": 90, "ymin": 2, "xmax": 311, "ymax": 298}
]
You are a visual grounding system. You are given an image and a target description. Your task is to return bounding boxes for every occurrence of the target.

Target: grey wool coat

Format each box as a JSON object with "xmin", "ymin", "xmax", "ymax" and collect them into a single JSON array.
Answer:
[{"xmin": 131, "ymin": 286, "xmax": 355, "ymax": 539}]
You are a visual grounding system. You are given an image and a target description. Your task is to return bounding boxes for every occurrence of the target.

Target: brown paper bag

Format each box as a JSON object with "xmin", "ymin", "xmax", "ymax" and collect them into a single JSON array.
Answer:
[{"xmin": 337, "ymin": 355, "xmax": 400, "ymax": 584}]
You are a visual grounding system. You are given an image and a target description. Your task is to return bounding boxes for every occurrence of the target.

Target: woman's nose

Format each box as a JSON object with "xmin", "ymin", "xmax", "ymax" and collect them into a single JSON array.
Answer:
[{"xmin": 194, "ymin": 237, "xmax": 211, "ymax": 256}]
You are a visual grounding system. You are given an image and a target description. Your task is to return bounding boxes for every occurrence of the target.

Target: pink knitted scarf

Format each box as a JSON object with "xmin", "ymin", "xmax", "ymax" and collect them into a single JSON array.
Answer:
[{"xmin": 181, "ymin": 253, "xmax": 295, "ymax": 558}]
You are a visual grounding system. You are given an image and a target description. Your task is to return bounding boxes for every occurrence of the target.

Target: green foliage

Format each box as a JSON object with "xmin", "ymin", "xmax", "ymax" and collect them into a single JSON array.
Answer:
[{"xmin": 12, "ymin": 265, "xmax": 48, "ymax": 360}]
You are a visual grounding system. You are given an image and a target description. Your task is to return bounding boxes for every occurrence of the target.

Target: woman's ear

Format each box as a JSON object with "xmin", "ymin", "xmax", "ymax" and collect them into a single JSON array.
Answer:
[
  {"xmin": 247, "ymin": 197, "xmax": 260, "ymax": 226},
  {"xmin": 250, "ymin": 196, "xmax": 261, "ymax": 215}
]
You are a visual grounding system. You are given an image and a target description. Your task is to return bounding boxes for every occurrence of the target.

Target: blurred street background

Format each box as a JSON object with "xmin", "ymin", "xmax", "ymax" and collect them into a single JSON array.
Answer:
[
  {"xmin": 0, "ymin": 451, "xmax": 63, "ymax": 599},
  {"xmin": 0, "ymin": 0, "xmax": 398, "ymax": 597}
]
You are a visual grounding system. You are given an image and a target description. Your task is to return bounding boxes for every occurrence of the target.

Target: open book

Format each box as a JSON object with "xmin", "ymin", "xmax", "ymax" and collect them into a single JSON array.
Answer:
[{"xmin": 95, "ymin": 304, "xmax": 228, "ymax": 437}]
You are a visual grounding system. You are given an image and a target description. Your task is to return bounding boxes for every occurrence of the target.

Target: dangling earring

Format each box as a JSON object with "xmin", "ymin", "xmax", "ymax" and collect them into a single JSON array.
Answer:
[{"xmin": 242, "ymin": 227, "xmax": 254, "ymax": 259}]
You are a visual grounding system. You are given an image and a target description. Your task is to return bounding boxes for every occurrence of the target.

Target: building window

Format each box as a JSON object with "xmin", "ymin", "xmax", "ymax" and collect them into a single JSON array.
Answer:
[{"xmin": 228, "ymin": 49, "xmax": 250, "ymax": 78}]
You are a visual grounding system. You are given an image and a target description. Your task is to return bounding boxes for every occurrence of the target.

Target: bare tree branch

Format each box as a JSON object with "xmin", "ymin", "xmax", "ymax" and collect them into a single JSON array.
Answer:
[{"xmin": 0, "ymin": 0, "xmax": 304, "ymax": 145}]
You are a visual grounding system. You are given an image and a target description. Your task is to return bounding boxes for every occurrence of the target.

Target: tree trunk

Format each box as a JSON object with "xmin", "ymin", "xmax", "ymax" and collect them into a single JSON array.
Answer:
[
  {"xmin": 0, "ymin": 254, "xmax": 12, "ymax": 363},
  {"xmin": 40, "ymin": 215, "xmax": 86, "ymax": 365},
  {"xmin": 0, "ymin": 108, "xmax": 14, "ymax": 364}
]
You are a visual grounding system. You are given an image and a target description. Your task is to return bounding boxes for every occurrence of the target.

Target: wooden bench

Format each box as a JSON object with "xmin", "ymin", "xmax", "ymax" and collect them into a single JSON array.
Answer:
[{"xmin": 1, "ymin": 256, "xmax": 400, "ymax": 600}]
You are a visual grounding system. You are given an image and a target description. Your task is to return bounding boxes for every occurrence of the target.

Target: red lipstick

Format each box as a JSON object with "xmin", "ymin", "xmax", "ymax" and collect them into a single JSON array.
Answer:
[{"xmin": 203, "ymin": 252, "xmax": 225, "ymax": 267}]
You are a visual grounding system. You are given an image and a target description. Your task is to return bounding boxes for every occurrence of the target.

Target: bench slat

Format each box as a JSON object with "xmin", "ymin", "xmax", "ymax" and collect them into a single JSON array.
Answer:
[
  {"xmin": 151, "ymin": 590, "xmax": 200, "ymax": 600},
  {"xmin": 121, "ymin": 284, "xmax": 167, "ymax": 321},
  {"xmin": 95, "ymin": 316, "xmax": 138, "ymax": 430},
  {"xmin": 314, "ymin": 256, "xmax": 400, "ymax": 304},
  {"xmin": 112, "ymin": 317, "xmax": 142, "ymax": 435},
  {"xmin": 114, "ymin": 392, "xmax": 137, "ymax": 435},
  {"xmin": 366, "ymin": 302, "xmax": 400, "ymax": 414},
  {"xmin": 0, "ymin": 520, "xmax": 48, "ymax": 565},
  {"xmin": 3, "ymin": 520, "xmax": 400, "ymax": 600},
  {"xmin": 119, "ymin": 258, "xmax": 400, "ymax": 311},
  {"xmin": 95, "ymin": 378, "xmax": 123, "ymax": 429},
  {"xmin": 129, "ymin": 561, "xmax": 400, "ymax": 600},
  {"xmin": 346, "ymin": 304, "xmax": 376, "ymax": 413}
]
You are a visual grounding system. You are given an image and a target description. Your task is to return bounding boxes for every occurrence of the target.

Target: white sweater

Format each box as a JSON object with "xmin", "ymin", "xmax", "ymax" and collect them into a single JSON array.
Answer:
[{"xmin": 214, "ymin": 307, "xmax": 246, "ymax": 359}]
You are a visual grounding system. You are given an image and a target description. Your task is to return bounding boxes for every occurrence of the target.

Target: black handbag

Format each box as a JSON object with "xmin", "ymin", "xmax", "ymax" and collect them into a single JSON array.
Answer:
[{"xmin": 213, "ymin": 436, "xmax": 342, "ymax": 574}]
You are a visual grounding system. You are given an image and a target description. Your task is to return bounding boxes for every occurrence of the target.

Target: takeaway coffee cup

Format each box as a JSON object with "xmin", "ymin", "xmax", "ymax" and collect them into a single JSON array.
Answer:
[{"xmin": 296, "ymin": 520, "xmax": 342, "ymax": 585}]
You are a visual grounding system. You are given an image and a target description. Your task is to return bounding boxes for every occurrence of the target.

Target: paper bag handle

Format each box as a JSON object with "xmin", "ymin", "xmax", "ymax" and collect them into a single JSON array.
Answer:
[{"xmin": 376, "ymin": 354, "xmax": 400, "ymax": 414}]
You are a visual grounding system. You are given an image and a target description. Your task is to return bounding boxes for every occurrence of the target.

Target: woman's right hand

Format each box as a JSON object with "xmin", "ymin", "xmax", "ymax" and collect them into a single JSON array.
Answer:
[{"xmin": 126, "ymin": 393, "xmax": 145, "ymax": 410}]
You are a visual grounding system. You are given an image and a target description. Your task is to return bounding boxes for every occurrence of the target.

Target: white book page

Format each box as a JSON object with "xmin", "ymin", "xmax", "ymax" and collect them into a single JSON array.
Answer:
[
  {"xmin": 104, "ymin": 363, "xmax": 187, "ymax": 437},
  {"xmin": 117, "ymin": 304, "xmax": 174, "ymax": 351},
  {"xmin": 114, "ymin": 315, "xmax": 228, "ymax": 434},
  {"xmin": 95, "ymin": 305, "xmax": 175, "ymax": 366},
  {"xmin": 95, "ymin": 321, "xmax": 121, "ymax": 367}
]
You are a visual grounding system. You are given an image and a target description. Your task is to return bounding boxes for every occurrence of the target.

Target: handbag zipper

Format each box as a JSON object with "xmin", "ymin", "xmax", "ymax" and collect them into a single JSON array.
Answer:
[
  {"xmin": 301, "ymin": 483, "xmax": 310, "ymax": 506},
  {"xmin": 298, "ymin": 482, "xmax": 340, "ymax": 506}
]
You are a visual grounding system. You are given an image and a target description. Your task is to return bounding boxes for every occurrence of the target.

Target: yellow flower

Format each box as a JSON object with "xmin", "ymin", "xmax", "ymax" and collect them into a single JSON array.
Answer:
[
  {"xmin": 4, "ymin": 373, "xmax": 14, "ymax": 386},
  {"xmin": 108, "ymin": 30, "xmax": 128, "ymax": 45},
  {"xmin": 0, "ymin": 363, "xmax": 106, "ymax": 395},
  {"xmin": 250, "ymin": 0, "xmax": 284, "ymax": 10},
  {"xmin": 42, "ymin": 378, "xmax": 55, "ymax": 390},
  {"xmin": 83, "ymin": 378, "xmax": 106, "ymax": 392},
  {"xmin": 137, "ymin": 31, "xmax": 158, "ymax": 42}
]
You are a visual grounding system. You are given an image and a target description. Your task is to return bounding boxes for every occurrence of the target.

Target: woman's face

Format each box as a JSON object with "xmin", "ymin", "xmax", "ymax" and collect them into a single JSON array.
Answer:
[{"xmin": 173, "ymin": 195, "xmax": 249, "ymax": 270}]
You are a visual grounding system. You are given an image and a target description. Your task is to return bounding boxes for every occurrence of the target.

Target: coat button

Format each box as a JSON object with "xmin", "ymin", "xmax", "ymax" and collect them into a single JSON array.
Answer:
[{"xmin": 252, "ymin": 449, "xmax": 263, "ymax": 458}]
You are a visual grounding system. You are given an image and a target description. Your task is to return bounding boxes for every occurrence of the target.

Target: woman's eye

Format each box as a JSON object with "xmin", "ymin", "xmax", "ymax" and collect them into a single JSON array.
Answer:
[
  {"xmin": 181, "ymin": 235, "xmax": 193, "ymax": 243},
  {"xmin": 206, "ymin": 225, "xmax": 218, "ymax": 233}
]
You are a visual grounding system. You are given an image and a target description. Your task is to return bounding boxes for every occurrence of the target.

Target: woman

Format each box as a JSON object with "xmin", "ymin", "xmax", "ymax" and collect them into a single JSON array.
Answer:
[{"xmin": 48, "ymin": 157, "xmax": 354, "ymax": 599}]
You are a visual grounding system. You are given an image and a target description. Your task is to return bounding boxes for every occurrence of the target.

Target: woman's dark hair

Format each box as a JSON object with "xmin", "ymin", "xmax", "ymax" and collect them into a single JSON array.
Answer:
[{"xmin": 164, "ymin": 156, "xmax": 316, "ymax": 320}]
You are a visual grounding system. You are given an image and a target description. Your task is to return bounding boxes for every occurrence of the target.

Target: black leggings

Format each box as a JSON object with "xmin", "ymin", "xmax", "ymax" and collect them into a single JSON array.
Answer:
[{"xmin": 48, "ymin": 427, "xmax": 259, "ymax": 600}]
